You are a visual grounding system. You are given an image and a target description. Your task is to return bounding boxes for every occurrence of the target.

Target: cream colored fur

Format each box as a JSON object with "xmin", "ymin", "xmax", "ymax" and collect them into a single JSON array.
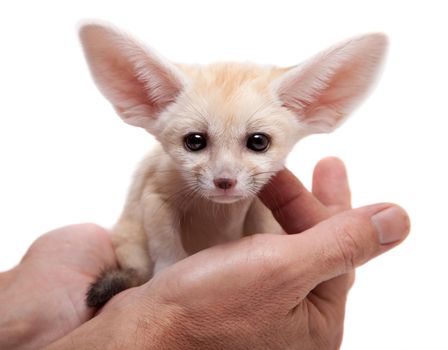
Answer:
[{"xmin": 79, "ymin": 23, "xmax": 388, "ymax": 283}]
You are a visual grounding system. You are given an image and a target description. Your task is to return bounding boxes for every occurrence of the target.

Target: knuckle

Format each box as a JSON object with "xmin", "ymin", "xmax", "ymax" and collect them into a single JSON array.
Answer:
[{"xmin": 332, "ymin": 218, "xmax": 364, "ymax": 271}]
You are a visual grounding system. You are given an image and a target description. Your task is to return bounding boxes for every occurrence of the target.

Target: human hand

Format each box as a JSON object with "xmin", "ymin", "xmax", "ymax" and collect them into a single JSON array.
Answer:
[
  {"xmin": 45, "ymin": 157, "xmax": 410, "ymax": 349},
  {"xmin": 0, "ymin": 224, "xmax": 117, "ymax": 349}
]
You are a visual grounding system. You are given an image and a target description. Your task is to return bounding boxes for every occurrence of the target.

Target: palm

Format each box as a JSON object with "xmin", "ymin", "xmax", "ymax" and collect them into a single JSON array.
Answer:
[{"xmin": 7, "ymin": 224, "xmax": 116, "ymax": 347}]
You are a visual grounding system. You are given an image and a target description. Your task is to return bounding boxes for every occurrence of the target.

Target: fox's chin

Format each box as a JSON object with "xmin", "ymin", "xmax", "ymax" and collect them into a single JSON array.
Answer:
[{"xmin": 208, "ymin": 194, "xmax": 245, "ymax": 204}]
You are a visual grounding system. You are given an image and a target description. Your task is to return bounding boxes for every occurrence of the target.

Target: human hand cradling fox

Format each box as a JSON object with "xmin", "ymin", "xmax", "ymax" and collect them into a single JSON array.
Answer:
[
  {"xmin": 0, "ymin": 223, "xmax": 116, "ymax": 349},
  {"xmin": 0, "ymin": 158, "xmax": 410, "ymax": 349}
]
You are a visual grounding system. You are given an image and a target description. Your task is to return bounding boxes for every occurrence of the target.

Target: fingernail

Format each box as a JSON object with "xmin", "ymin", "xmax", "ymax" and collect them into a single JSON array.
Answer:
[{"xmin": 371, "ymin": 206, "xmax": 410, "ymax": 245}]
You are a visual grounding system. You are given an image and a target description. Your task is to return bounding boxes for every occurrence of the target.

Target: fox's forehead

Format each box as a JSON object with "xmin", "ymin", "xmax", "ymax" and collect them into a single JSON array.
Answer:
[
  {"xmin": 173, "ymin": 63, "xmax": 289, "ymax": 131},
  {"xmin": 178, "ymin": 62, "xmax": 288, "ymax": 98}
]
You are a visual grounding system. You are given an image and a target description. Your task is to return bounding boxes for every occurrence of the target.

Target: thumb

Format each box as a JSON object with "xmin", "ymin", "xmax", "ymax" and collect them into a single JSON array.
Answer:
[{"xmin": 287, "ymin": 204, "xmax": 410, "ymax": 290}]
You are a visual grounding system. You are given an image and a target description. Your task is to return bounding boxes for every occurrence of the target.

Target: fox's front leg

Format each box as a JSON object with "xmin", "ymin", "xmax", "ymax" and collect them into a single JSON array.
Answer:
[
  {"xmin": 244, "ymin": 197, "xmax": 283, "ymax": 235},
  {"xmin": 85, "ymin": 209, "xmax": 152, "ymax": 308},
  {"xmin": 86, "ymin": 194, "xmax": 187, "ymax": 308},
  {"xmin": 142, "ymin": 194, "xmax": 188, "ymax": 275}
]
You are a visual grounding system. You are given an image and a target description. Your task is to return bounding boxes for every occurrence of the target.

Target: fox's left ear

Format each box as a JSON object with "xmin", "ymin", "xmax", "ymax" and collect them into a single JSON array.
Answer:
[
  {"xmin": 272, "ymin": 34, "xmax": 388, "ymax": 135},
  {"xmin": 79, "ymin": 23, "xmax": 187, "ymax": 132}
]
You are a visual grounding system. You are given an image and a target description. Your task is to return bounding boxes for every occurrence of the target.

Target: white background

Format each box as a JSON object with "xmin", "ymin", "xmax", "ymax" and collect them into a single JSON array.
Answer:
[{"xmin": 0, "ymin": 1, "xmax": 446, "ymax": 349}]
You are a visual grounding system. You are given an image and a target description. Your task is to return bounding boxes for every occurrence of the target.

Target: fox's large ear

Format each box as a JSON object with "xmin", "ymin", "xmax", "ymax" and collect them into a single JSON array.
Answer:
[
  {"xmin": 272, "ymin": 34, "xmax": 388, "ymax": 135},
  {"xmin": 79, "ymin": 23, "xmax": 187, "ymax": 130}
]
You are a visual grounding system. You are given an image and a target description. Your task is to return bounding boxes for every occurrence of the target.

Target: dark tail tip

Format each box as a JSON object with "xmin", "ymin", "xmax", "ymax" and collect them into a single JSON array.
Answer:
[{"xmin": 86, "ymin": 268, "xmax": 138, "ymax": 308}]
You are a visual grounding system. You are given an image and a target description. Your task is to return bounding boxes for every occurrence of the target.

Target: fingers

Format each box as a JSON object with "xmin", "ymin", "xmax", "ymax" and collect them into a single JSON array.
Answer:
[
  {"xmin": 22, "ymin": 224, "xmax": 117, "ymax": 269},
  {"xmin": 311, "ymin": 157, "xmax": 353, "ymax": 300},
  {"xmin": 260, "ymin": 159, "xmax": 406, "ymax": 304},
  {"xmin": 286, "ymin": 204, "xmax": 410, "ymax": 292},
  {"xmin": 312, "ymin": 157, "xmax": 351, "ymax": 212},
  {"xmin": 259, "ymin": 158, "xmax": 350, "ymax": 233},
  {"xmin": 259, "ymin": 168, "xmax": 329, "ymax": 233}
]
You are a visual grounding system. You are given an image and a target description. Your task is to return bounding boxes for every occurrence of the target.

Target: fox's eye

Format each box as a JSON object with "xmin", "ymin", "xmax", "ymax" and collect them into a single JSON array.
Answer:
[
  {"xmin": 184, "ymin": 133, "xmax": 207, "ymax": 151},
  {"xmin": 246, "ymin": 133, "xmax": 270, "ymax": 152}
]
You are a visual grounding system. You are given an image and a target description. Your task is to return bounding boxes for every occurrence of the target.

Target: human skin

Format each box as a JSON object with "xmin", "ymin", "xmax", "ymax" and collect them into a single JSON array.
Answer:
[{"xmin": 0, "ymin": 158, "xmax": 410, "ymax": 349}]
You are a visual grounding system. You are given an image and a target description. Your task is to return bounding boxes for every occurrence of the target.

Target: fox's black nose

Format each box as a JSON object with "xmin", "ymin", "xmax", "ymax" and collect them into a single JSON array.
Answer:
[{"xmin": 213, "ymin": 178, "xmax": 236, "ymax": 190}]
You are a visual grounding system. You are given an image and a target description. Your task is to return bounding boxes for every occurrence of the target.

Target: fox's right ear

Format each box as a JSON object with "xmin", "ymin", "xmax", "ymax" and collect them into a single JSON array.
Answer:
[
  {"xmin": 79, "ymin": 23, "xmax": 187, "ymax": 131},
  {"xmin": 272, "ymin": 33, "xmax": 388, "ymax": 136}
]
